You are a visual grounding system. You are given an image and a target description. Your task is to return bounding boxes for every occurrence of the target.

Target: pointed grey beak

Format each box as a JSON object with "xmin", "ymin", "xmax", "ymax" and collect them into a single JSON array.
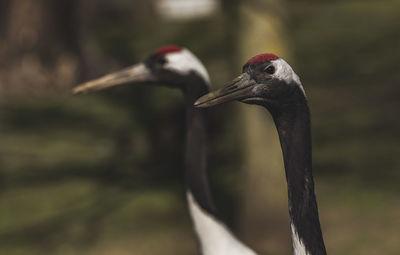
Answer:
[
  {"xmin": 73, "ymin": 63, "xmax": 156, "ymax": 94},
  {"xmin": 194, "ymin": 73, "xmax": 255, "ymax": 108}
]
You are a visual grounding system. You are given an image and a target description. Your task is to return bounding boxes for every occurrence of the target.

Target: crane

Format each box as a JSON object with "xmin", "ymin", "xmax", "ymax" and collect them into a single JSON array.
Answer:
[
  {"xmin": 195, "ymin": 53, "xmax": 327, "ymax": 255},
  {"xmin": 73, "ymin": 46, "xmax": 256, "ymax": 255}
]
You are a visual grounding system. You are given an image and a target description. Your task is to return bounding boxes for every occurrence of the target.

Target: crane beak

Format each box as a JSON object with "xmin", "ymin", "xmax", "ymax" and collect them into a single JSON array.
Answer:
[
  {"xmin": 194, "ymin": 73, "xmax": 255, "ymax": 108},
  {"xmin": 73, "ymin": 63, "xmax": 156, "ymax": 94}
]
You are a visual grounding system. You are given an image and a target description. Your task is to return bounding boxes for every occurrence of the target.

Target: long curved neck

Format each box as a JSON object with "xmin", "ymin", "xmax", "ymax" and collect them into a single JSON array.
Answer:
[
  {"xmin": 270, "ymin": 94, "xmax": 327, "ymax": 255},
  {"xmin": 183, "ymin": 80, "xmax": 257, "ymax": 255},
  {"xmin": 184, "ymin": 82, "xmax": 215, "ymax": 215}
]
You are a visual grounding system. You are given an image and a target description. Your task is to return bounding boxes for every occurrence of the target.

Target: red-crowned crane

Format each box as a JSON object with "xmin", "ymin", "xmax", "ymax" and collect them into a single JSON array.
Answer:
[
  {"xmin": 195, "ymin": 53, "xmax": 327, "ymax": 255},
  {"xmin": 73, "ymin": 46, "xmax": 257, "ymax": 255}
]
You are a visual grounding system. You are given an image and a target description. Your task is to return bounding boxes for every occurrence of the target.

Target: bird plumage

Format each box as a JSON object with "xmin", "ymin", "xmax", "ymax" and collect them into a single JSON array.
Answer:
[
  {"xmin": 73, "ymin": 46, "xmax": 256, "ymax": 255},
  {"xmin": 195, "ymin": 53, "xmax": 327, "ymax": 255}
]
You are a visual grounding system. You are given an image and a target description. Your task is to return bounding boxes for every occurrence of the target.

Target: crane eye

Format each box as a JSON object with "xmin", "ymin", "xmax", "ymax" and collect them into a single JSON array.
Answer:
[
  {"xmin": 157, "ymin": 57, "xmax": 167, "ymax": 65},
  {"xmin": 264, "ymin": 65, "xmax": 275, "ymax": 74}
]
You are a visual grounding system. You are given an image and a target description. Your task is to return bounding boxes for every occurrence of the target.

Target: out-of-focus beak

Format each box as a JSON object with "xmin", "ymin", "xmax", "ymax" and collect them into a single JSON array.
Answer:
[
  {"xmin": 73, "ymin": 63, "xmax": 155, "ymax": 94},
  {"xmin": 194, "ymin": 73, "xmax": 255, "ymax": 108}
]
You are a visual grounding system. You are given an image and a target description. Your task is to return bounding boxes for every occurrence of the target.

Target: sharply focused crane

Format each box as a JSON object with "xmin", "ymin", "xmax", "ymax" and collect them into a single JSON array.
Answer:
[{"xmin": 195, "ymin": 53, "xmax": 327, "ymax": 255}]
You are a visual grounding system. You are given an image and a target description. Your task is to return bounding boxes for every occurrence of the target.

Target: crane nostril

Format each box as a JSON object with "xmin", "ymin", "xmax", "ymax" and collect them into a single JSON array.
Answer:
[{"xmin": 225, "ymin": 84, "xmax": 238, "ymax": 91}]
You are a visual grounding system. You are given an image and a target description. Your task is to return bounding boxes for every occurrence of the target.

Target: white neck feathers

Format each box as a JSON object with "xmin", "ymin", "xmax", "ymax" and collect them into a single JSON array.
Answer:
[
  {"xmin": 272, "ymin": 58, "xmax": 306, "ymax": 96},
  {"xmin": 165, "ymin": 49, "xmax": 211, "ymax": 85},
  {"xmin": 187, "ymin": 192, "xmax": 257, "ymax": 255},
  {"xmin": 290, "ymin": 223, "xmax": 310, "ymax": 255}
]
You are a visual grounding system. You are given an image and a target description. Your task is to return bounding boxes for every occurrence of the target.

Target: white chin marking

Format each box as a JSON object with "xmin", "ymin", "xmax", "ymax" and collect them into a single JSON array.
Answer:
[
  {"xmin": 272, "ymin": 59, "xmax": 306, "ymax": 96},
  {"xmin": 291, "ymin": 223, "xmax": 310, "ymax": 255},
  {"xmin": 164, "ymin": 49, "xmax": 211, "ymax": 85},
  {"xmin": 187, "ymin": 192, "xmax": 257, "ymax": 255}
]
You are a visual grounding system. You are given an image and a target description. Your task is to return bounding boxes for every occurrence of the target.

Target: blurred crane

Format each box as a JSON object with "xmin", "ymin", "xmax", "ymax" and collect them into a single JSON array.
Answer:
[
  {"xmin": 73, "ymin": 46, "xmax": 256, "ymax": 255},
  {"xmin": 196, "ymin": 53, "xmax": 327, "ymax": 255}
]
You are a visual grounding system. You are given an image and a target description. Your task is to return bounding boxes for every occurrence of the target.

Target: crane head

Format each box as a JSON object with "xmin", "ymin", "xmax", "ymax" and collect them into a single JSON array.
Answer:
[
  {"xmin": 73, "ymin": 45, "xmax": 210, "ymax": 94},
  {"xmin": 194, "ymin": 53, "xmax": 305, "ymax": 109}
]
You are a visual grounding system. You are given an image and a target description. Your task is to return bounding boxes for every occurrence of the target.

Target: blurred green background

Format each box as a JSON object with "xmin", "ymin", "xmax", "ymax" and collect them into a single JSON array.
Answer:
[{"xmin": 0, "ymin": 0, "xmax": 399, "ymax": 254}]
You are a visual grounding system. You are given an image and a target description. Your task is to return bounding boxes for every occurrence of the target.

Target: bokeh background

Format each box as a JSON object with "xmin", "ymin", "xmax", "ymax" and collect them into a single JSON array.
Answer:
[{"xmin": 0, "ymin": 0, "xmax": 399, "ymax": 254}]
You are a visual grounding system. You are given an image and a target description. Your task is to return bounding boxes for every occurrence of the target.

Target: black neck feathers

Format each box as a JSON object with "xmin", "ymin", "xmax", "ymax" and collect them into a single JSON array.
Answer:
[
  {"xmin": 183, "ymin": 78, "xmax": 216, "ymax": 216},
  {"xmin": 269, "ymin": 88, "xmax": 327, "ymax": 255}
]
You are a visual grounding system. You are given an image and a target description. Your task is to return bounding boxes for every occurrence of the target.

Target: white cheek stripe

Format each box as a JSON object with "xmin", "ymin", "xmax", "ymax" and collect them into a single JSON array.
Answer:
[
  {"xmin": 272, "ymin": 59, "xmax": 306, "ymax": 96},
  {"xmin": 291, "ymin": 223, "xmax": 310, "ymax": 255},
  {"xmin": 187, "ymin": 192, "xmax": 257, "ymax": 255},
  {"xmin": 165, "ymin": 49, "xmax": 211, "ymax": 85}
]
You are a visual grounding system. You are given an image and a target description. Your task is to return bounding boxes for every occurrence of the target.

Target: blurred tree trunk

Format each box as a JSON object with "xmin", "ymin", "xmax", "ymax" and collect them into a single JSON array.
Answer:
[
  {"xmin": 237, "ymin": 1, "xmax": 292, "ymax": 254},
  {"xmin": 0, "ymin": 0, "xmax": 84, "ymax": 97}
]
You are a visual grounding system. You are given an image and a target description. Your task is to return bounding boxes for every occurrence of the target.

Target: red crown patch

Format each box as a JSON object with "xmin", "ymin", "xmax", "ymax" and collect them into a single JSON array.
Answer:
[
  {"xmin": 154, "ymin": 45, "xmax": 182, "ymax": 56},
  {"xmin": 246, "ymin": 53, "xmax": 279, "ymax": 65}
]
